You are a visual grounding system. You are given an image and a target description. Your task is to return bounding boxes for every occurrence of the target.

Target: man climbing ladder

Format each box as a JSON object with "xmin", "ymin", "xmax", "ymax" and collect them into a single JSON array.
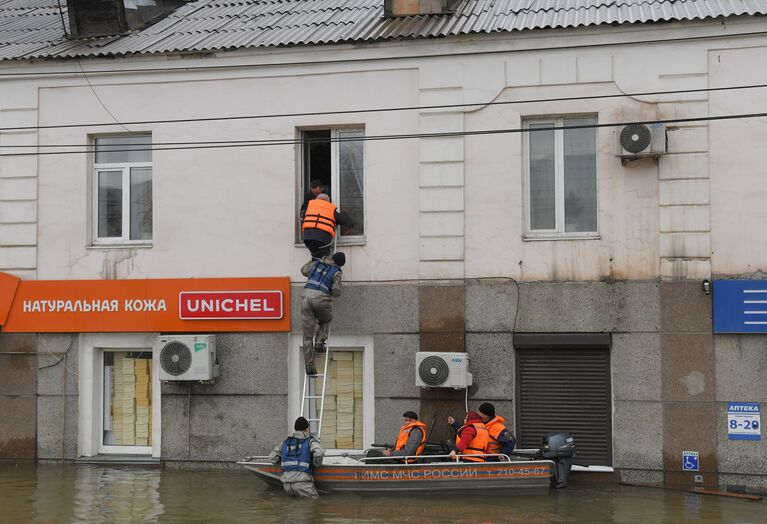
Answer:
[{"xmin": 300, "ymin": 252, "xmax": 346, "ymax": 375}]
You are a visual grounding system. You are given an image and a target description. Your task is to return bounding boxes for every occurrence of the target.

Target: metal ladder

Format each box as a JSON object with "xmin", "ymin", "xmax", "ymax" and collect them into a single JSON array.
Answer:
[{"xmin": 300, "ymin": 348, "xmax": 330, "ymax": 440}]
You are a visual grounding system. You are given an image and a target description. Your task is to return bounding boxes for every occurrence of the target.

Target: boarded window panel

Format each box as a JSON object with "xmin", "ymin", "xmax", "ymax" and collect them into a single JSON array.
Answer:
[
  {"xmin": 311, "ymin": 350, "xmax": 363, "ymax": 449},
  {"xmin": 516, "ymin": 348, "xmax": 612, "ymax": 466},
  {"xmin": 107, "ymin": 353, "xmax": 152, "ymax": 447}
]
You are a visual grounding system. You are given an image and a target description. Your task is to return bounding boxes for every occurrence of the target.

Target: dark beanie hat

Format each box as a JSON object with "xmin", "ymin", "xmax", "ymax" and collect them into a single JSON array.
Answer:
[
  {"xmin": 402, "ymin": 411, "xmax": 418, "ymax": 420},
  {"xmin": 478, "ymin": 402, "xmax": 495, "ymax": 419},
  {"xmin": 294, "ymin": 416, "xmax": 310, "ymax": 431},
  {"xmin": 332, "ymin": 252, "xmax": 346, "ymax": 267}
]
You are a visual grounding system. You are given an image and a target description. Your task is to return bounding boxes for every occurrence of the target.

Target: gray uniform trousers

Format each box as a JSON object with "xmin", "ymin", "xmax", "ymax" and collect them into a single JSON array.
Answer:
[
  {"xmin": 283, "ymin": 480, "xmax": 319, "ymax": 499},
  {"xmin": 301, "ymin": 289, "xmax": 333, "ymax": 367}
]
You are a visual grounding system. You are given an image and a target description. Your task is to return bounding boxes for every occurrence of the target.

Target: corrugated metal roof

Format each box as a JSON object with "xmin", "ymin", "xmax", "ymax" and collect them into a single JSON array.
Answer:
[{"xmin": 1, "ymin": 0, "xmax": 766, "ymax": 61}]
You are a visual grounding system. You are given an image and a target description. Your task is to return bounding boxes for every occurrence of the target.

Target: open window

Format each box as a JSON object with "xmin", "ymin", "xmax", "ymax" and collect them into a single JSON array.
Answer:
[{"xmin": 298, "ymin": 128, "xmax": 365, "ymax": 242}]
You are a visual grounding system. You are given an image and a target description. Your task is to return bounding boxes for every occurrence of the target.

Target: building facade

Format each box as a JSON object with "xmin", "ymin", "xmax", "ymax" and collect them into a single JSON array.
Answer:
[{"xmin": 1, "ymin": 0, "xmax": 766, "ymax": 492}]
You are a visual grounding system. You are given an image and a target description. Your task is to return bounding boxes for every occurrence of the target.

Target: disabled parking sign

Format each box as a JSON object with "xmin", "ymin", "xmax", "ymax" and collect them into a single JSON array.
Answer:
[
  {"xmin": 728, "ymin": 402, "xmax": 761, "ymax": 441},
  {"xmin": 682, "ymin": 451, "xmax": 699, "ymax": 472}
]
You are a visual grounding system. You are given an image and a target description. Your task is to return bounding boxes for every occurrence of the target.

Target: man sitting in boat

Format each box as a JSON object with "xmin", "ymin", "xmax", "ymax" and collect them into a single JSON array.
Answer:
[
  {"xmin": 268, "ymin": 417, "xmax": 325, "ymax": 499},
  {"xmin": 447, "ymin": 411, "xmax": 490, "ymax": 462},
  {"xmin": 478, "ymin": 402, "xmax": 517, "ymax": 460},
  {"xmin": 367, "ymin": 411, "xmax": 427, "ymax": 463}
]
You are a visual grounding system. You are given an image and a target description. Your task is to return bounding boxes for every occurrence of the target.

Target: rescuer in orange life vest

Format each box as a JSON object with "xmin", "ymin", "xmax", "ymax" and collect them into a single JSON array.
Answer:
[
  {"xmin": 477, "ymin": 402, "xmax": 517, "ymax": 460},
  {"xmin": 301, "ymin": 193, "xmax": 351, "ymax": 259},
  {"xmin": 447, "ymin": 411, "xmax": 490, "ymax": 462},
  {"xmin": 366, "ymin": 411, "xmax": 427, "ymax": 463}
]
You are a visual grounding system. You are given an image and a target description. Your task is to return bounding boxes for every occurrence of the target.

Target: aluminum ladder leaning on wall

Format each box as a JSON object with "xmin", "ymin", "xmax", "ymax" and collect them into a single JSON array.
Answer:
[{"xmin": 300, "ymin": 349, "xmax": 330, "ymax": 440}]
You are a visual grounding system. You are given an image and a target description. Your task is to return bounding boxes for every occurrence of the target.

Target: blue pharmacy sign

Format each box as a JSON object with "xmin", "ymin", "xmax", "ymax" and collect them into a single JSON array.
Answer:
[
  {"xmin": 713, "ymin": 280, "xmax": 767, "ymax": 333},
  {"xmin": 682, "ymin": 451, "xmax": 699, "ymax": 472},
  {"xmin": 727, "ymin": 402, "xmax": 761, "ymax": 441}
]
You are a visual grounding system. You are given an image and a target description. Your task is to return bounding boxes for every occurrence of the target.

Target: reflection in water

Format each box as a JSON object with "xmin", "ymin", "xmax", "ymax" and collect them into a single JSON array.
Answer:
[{"xmin": 0, "ymin": 463, "xmax": 764, "ymax": 523}]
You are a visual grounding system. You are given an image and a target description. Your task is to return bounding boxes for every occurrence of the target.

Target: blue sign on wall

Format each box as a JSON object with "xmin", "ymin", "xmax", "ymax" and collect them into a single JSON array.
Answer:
[
  {"xmin": 727, "ymin": 402, "xmax": 761, "ymax": 441},
  {"xmin": 713, "ymin": 280, "xmax": 767, "ymax": 333},
  {"xmin": 682, "ymin": 451, "xmax": 699, "ymax": 472}
]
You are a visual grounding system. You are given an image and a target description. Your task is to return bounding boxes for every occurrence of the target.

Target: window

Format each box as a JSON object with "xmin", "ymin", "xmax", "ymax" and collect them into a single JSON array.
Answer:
[
  {"xmin": 524, "ymin": 116, "xmax": 597, "ymax": 237},
  {"xmin": 101, "ymin": 351, "xmax": 153, "ymax": 453},
  {"xmin": 93, "ymin": 135, "xmax": 152, "ymax": 244},
  {"xmin": 78, "ymin": 333, "xmax": 160, "ymax": 458},
  {"xmin": 299, "ymin": 128, "xmax": 365, "ymax": 239},
  {"xmin": 308, "ymin": 350, "xmax": 364, "ymax": 449},
  {"xmin": 289, "ymin": 335, "xmax": 374, "ymax": 451}
]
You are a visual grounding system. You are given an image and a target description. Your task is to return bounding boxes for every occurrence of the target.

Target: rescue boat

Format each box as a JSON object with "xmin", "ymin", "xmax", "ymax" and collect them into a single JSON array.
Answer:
[{"xmin": 238, "ymin": 432, "xmax": 575, "ymax": 494}]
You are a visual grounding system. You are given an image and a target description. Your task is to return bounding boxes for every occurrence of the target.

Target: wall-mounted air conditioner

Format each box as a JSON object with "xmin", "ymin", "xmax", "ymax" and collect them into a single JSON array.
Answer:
[
  {"xmin": 616, "ymin": 123, "xmax": 667, "ymax": 159},
  {"xmin": 415, "ymin": 352, "xmax": 472, "ymax": 389},
  {"xmin": 158, "ymin": 334, "xmax": 219, "ymax": 381}
]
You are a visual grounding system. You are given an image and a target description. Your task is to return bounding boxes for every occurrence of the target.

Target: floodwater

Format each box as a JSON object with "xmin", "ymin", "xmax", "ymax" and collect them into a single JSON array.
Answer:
[{"xmin": 0, "ymin": 463, "xmax": 764, "ymax": 523}]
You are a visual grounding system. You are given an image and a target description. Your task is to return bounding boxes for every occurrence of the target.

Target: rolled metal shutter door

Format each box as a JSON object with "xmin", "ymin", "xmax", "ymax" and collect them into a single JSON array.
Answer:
[{"xmin": 516, "ymin": 347, "xmax": 612, "ymax": 466}]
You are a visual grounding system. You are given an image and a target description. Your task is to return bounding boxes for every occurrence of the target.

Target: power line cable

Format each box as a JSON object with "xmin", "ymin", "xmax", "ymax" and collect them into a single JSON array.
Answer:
[
  {"xmin": 76, "ymin": 58, "xmax": 135, "ymax": 134},
  {"xmin": 1, "ymin": 111, "xmax": 766, "ymax": 157},
  {"xmin": 2, "ymin": 82, "xmax": 766, "ymax": 133}
]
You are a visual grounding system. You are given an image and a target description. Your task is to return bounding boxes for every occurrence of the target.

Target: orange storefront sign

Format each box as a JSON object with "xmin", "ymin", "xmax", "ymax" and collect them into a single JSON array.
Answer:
[{"xmin": 0, "ymin": 272, "xmax": 290, "ymax": 333}]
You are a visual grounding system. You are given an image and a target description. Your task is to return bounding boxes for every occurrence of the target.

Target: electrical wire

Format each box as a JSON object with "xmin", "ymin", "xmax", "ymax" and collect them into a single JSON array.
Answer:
[
  {"xmin": 76, "ymin": 58, "xmax": 135, "ymax": 134},
  {"xmin": 38, "ymin": 334, "xmax": 76, "ymax": 373},
  {"xmin": 2, "ymin": 82, "xmax": 767, "ymax": 133},
  {"xmin": 465, "ymin": 386, "xmax": 469, "ymax": 414},
  {"xmin": 54, "ymin": 0, "xmax": 67, "ymax": 37},
  {"xmin": 2, "ymin": 111, "xmax": 766, "ymax": 157}
]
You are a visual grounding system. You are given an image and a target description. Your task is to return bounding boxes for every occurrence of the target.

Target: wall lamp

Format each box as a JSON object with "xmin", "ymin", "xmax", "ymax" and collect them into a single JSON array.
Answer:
[{"xmin": 702, "ymin": 279, "xmax": 711, "ymax": 295}]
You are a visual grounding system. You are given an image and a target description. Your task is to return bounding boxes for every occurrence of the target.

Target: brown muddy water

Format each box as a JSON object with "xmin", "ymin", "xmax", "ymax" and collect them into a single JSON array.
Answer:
[{"xmin": 0, "ymin": 463, "xmax": 764, "ymax": 523}]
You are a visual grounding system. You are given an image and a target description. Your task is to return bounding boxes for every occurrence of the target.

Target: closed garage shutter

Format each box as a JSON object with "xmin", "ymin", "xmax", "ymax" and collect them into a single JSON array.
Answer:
[{"xmin": 515, "ymin": 337, "xmax": 612, "ymax": 466}]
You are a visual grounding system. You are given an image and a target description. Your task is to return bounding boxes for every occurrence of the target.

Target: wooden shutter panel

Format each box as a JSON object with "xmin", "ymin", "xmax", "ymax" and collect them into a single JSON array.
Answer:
[{"xmin": 516, "ymin": 347, "xmax": 612, "ymax": 466}]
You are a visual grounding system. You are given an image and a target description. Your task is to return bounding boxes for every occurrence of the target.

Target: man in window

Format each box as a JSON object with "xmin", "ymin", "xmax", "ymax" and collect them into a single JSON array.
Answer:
[
  {"xmin": 299, "ymin": 179, "xmax": 331, "ymax": 219},
  {"xmin": 301, "ymin": 194, "xmax": 350, "ymax": 259},
  {"xmin": 300, "ymin": 251, "xmax": 345, "ymax": 376}
]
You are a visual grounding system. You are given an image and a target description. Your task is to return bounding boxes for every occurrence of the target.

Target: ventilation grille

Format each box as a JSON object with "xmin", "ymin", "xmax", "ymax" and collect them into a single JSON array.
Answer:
[
  {"xmin": 159, "ymin": 341, "xmax": 192, "ymax": 376},
  {"xmin": 619, "ymin": 124, "xmax": 652, "ymax": 153},
  {"xmin": 418, "ymin": 355, "xmax": 450, "ymax": 386}
]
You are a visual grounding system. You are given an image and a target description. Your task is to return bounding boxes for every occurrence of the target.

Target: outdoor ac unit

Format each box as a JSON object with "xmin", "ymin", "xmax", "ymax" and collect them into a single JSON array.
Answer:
[
  {"xmin": 415, "ymin": 352, "xmax": 473, "ymax": 389},
  {"xmin": 616, "ymin": 123, "xmax": 667, "ymax": 159},
  {"xmin": 158, "ymin": 334, "xmax": 219, "ymax": 381}
]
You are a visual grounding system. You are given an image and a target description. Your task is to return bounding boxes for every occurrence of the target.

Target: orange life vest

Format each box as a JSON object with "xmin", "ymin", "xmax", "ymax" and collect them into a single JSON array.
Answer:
[
  {"xmin": 456, "ymin": 422, "xmax": 489, "ymax": 462},
  {"xmin": 484, "ymin": 416, "xmax": 507, "ymax": 455},
  {"xmin": 394, "ymin": 420, "xmax": 427, "ymax": 463},
  {"xmin": 302, "ymin": 198, "xmax": 337, "ymax": 237}
]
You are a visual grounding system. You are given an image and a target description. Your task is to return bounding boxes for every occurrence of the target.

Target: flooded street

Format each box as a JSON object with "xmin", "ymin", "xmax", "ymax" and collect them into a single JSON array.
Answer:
[{"xmin": 0, "ymin": 463, "xmax": 764, "ymax": 523}]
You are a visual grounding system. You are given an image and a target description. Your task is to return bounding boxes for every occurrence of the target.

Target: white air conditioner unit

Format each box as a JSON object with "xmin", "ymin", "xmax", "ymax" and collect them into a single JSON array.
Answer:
[
  {"xmin": 415, "ymin": 352, "xmax": 473, "ymax": 389},
  {"xmin": 616, "ymin": 123, "xmax": 667, "ymax": 159},
  {"xmin": 158, "ymin": 334, "xmax": 219, "ymax": 381}
]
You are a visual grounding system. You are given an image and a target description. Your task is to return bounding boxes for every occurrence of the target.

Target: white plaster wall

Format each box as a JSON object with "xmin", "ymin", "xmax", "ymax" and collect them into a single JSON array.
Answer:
[
  {"xmin": 709, "ymin": 46, "xmax": 767, "ymax": 276},
  {"xmin": 11, "ymin": 17, "xmax": 767, "ymax": 283},
  {"xmin": 36, "ymin": 69, "xmax": 421, "ymax": 283}
]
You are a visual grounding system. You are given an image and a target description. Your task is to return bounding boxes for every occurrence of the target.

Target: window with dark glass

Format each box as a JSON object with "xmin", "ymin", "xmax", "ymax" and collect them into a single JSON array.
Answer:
[
  {"xmin": 94, "ymin": 135, "xmax": 152, "ymax": 243},
  {"xmin": 300, "ymin": 129, "xmax": 364, "ymax": 239}
]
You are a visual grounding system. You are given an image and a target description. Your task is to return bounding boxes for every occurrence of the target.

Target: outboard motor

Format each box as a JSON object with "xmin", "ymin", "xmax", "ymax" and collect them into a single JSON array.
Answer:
[{"xmin": 540, "ymin": 432, "xmax": 575, "ymax": 488}]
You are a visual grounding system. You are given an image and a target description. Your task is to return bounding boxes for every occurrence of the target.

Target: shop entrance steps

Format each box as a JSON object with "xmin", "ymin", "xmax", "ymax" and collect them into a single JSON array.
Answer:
[{"xmin": 300, "ymin": 348, "xmax": 330, "ymax": 440}]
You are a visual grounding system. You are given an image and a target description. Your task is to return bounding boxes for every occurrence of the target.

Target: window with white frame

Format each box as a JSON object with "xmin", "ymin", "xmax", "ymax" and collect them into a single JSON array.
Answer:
[
  {"xmin": 524, "ymin": 116, "xmax": 598, "ymax": 236},
  {"xmin": 93, "ymin": 135, "xmax": 153, "ymax": 243},
  {"xmin": 299, "ymin": 128, "xmax": 364, "ymax": 239},
  {"xmin": 289, "ymin": 336, "xmax": 374, "ymax": 451}
]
